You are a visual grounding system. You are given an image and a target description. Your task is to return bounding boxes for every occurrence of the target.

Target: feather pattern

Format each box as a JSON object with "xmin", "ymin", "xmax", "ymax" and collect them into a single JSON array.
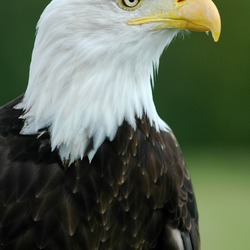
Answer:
[
  {"xmin": 0, "ymin": 97, "xmax": 199, "ymax": 249},
  {"xmin": 15, "ymin": 0, "xmax": 177, "ymax": 164}
]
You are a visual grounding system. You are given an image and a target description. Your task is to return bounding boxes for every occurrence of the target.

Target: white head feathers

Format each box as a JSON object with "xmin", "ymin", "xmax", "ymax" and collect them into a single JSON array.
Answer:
[{"xmin": 17, "ymin": 0, "xmax": 178, "ymax": 163}]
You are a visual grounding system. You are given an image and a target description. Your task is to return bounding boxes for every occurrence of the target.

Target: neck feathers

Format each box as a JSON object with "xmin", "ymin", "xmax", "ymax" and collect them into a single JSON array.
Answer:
[{"xmin": 16, "ymin": 1, "xmax": 175, "ymax": 163}]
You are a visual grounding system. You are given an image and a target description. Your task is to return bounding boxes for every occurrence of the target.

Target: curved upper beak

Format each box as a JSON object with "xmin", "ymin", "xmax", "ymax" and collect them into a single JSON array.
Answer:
[{"xmin": 128, "ymin": 0, "xmax": 221, "ymax": 42}]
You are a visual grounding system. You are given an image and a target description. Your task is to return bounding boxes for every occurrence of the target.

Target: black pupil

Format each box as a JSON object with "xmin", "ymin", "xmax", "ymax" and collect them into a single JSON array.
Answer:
[{"xmin": 123, "ymin": 0, "xmax": 138, "ymax": 7}]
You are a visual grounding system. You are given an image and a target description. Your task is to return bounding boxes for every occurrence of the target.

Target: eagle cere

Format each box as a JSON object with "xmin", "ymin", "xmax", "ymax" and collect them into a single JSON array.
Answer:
[{"xmin": 0, "ymin": 0, "xmax": 220, "ymax": 249}]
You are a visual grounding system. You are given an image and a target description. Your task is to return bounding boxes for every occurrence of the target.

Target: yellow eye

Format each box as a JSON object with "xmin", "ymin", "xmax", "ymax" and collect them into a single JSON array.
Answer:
[{"xmin": 119, "ymin": 0, "xmax": 141, "ymax": 10}]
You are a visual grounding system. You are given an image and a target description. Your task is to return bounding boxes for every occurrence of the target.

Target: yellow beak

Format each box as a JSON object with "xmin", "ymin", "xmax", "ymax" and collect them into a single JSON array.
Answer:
[{"xmin": 128, "ymin": 0, "xmax": 221, "ymax": 42}]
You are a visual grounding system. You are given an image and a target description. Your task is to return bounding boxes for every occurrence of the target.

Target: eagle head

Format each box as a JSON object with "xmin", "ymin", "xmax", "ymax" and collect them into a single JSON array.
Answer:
[{"xmin": 18, "ymin": 0, "xmax": 221, "ymax": 163}]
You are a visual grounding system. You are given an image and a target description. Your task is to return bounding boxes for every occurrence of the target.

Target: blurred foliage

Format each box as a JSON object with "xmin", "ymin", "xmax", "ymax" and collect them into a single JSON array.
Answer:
[
  {"xmin": 0, "ymin": 0, "xmax": 250, "ymax": 149},
  {"xmin": 186, "ymin": 147, "xmax": 250, "ymax": 250},
  {"xmin": 155, "ymin": 0, "xmax": 250, "ymax": 148}
]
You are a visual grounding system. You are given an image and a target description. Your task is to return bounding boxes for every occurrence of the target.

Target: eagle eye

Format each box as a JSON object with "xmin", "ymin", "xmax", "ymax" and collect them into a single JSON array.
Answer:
[{"xmin": 119, "ymin": 0, "xmax": 141, "ymax": 10}]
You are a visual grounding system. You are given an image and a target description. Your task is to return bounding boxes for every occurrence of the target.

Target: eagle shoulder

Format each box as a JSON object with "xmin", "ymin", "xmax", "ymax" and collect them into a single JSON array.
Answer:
[{"xmin": 0, "ymin": 99, "xmax": 199, "ymax": 249}]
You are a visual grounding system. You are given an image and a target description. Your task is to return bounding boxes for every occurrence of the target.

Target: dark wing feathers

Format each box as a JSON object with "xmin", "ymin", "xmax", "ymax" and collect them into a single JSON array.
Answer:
[{"xmin": 0, "ymin": 97, "xmax": 200, "ymax": 249}]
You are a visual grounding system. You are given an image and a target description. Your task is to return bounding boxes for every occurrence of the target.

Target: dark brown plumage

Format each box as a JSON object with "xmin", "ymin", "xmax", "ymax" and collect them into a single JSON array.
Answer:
[{"xmin": 0, "ymin": 96, "xmax": 199, "ymax": 249}]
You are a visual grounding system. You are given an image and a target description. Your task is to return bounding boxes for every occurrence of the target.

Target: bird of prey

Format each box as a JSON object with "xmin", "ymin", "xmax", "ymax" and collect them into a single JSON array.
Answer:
[{"xmin": 0, "ymin": 0, "xmax": 220, "ymax": 249}]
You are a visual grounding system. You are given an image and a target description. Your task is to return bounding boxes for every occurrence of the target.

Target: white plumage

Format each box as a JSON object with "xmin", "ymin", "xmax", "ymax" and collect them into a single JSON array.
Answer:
[{"xmin": 18, "ymin": 0, "xmax": 178, "ymax": 163}]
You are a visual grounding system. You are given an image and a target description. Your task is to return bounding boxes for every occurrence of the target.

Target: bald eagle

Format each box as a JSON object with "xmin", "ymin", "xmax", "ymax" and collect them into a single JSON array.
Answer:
[{"xmin": 0, "ymin": 0, "xmax": 220, "ymax": 249}]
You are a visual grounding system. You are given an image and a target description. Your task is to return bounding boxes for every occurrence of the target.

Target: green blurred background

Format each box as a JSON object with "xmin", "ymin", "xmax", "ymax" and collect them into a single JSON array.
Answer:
[{"xmin": 0, "ymin": 0, "xmax": 249, "ymax": 249}]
